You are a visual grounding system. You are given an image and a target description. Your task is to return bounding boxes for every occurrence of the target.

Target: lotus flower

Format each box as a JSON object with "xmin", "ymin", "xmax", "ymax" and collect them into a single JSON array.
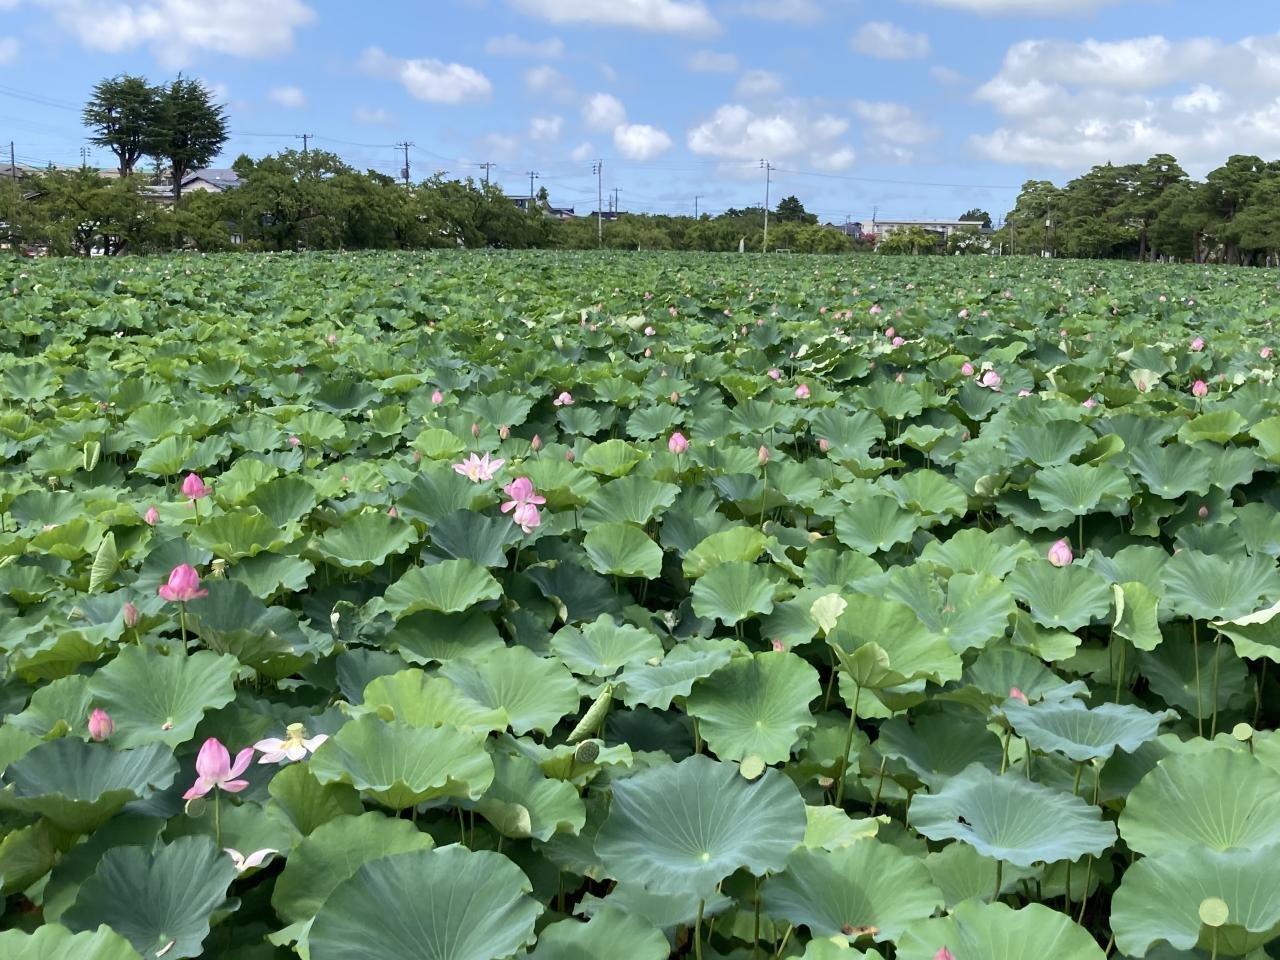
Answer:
[
  {"xmin": 935, "ymin": 948, "xmax": 957, "ymax": 960},
  {"xmin": 143, "ymin": 506, "xmax": 159, "ymax": 526},
  {"xmin": 531, "ymin": 434, "xmax": 542, "ymax": 451},
  {"xmin": 565, "ymin": 449, "xmax": 576, "ymax": 462},
  {"xmin": 452, "ymin": 453, "xmax": 505, "ymax": 483},
  {"xmin": 157, "ymin": 564, "xmax": 208, "ymax": 602},
  {"xmin": 1198, "ymin": 505, "xmax": 1210, "ymax": 519},
  {"xmin": 958, "ymin": 308, "xmax": 969, "ymax": 319},
  {"xmin": 1008, "ymin": 687, "xmax": 1028, "ymax": 704},
  {"xmin": 771, "ymin": 639, "xmax": 785, "ymax": 652},
  {"xmin": 870, "ymin": 304, "xmax": 882, "ymax": 315},
  {"xmin": 1192, "ymin": 379, "xmax": 1208, "ymax": 398},
  {"xmin": 669, "ymin": 431, "xmax": 689, "ymax": 454},
  {"xmin": 88, "ymin": 708, "xmax": 114, "ymax": 742},
  {"xmin": 758, "ymin": 445, "xmax": 770, "ymax": 466},
  {"xmin": 767, "ymin": 368, "xmax": 782, "ymax": 380},
  {"xmin": 980, "ymin": 370, "xmax": 1002, "ymax": 390},
  {"xmin": 891, "ymin": 336, "xmax": 905, "ymax": 347},
  {"xmin": 553, "ymin": 391, "xmax": 574, "ymax": 406},
  {"xmin": 183, "ymin": 738, "xmax": 253, "ymax": 799},
  {"xmin": 1047, "ymin": 538, "xmax": 1073, "ymax": 567},
  {"xmin": 670, "ymin": 391, "xmax": 680, "ymax": 403},
  {"xmin": 1190, "ymin": 336, "xmax": 1205, "ymax": 352},
  {"xmin": 819, "ymin": 438, "xmax": 831, "ymax": 453},
  {"xmin": 181, "ymin": 473, "xmax": 211, "ymax": 500},
  {"xmin": 387, "ymin": 505, "xmax": 398, "ymax": 518},
  {"xmin": 644, "ymin": 325, "xmax": 656, "ymax": 336},
  {"xmin": 225, "ymin": 848, "xmax": 278, "ymax": 873},
  {"xmin": 122, "ymin": 601, "xmax": 140, "ymax": 628},
  {"xmin": 431, "ymin": 389, "xmax": 444, "ymax": 404},
  {"xmin": 961, "ymin": 362, "xmax": 974, "ymax": 376},
  {"xmin": 512, "ymin": 501, "xmax": 541, "ymax": 534},
  {"xmin": 254, "ymin": 723, "xmax": 328, "ymax": 763},
  {"xmin": 795, "ymin": 383, "xmax": 810, "ymax": 399},
  {"xmin": 884, "ymin": 326, "xmax": 895, "ymax": 337},
  {"xmin": 471, "ymin": 422, "xmax": 481, "ymax": 438},
  {"xmin": 501, "ymin": 476, "xmax": 546, "ymax": 511},
  {"xmin": 1082, "ymin": 397, "xmax": 1097, "ymax": 409},
  {"xmin": 1262, "ymin": 346, "xmax": 1273, "ymax": 360}
]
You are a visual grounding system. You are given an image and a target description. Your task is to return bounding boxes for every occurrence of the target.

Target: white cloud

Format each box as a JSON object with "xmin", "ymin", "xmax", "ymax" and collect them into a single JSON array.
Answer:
[
  {"xmin": 814, "ymin": 147, "xmax": 857, "ymax": 171},
  {"xmin": 910, "ymin": 0, "xmax": 1123, "ymax": 13},
  {"xmin": 583, "ymin": 92, "xmax": 627, "ymax": 131},
  {"xmin": 41, "ymin": 0, "xmax": 313, "ymax": 63},
  {"xmin": 1172, "ymin": 84, "xmax": 1225, "ymax": 115},
  {"xmin": 930, "ymin": 65, "xmax": 966, "ymax": 86},
  {"xmin": 734, "ymin": 0, "xmax": 822, "ymax": 23},
  {"xmin": 852, "ymin": 100, "xmax": 937, "ymax": 145},
  {"xmin": 571, "ymin": 141, "xmax": 596, "ymax": 163},
  {"xmin": 851, "ymin": 21, "xmax": 930, "ymax": 61},
  {"xmin": 268, "ymin": 85, "xmax": 306, "ymax": 109},
  {"xmin": 734, "ymin": 69, "xmax": 783, "ymax": 98},
  {"xmin": 362, "ymin": 47, "xmax": 492, "ymax": 104},
  {"xmin": 688, "ymin": 49, "xmax": 739, "ymax": 73},
  {"xmin": 0, "ymin": 37, "xmax": 16, "ymax": 64},
  {"xmin": 508, "ymin": 0, "xmax": 718, "ymax": 35},
  {"xmin": 482, "ymin": 133, "xmax": 521, "ymax": 160},
  {"xmin": 484, "ymin": 34, "xmax": 564, "ymax": 57},
  {"xmin": 354, "ymin": 106, "xmax": 393, "ymax": 126},
  {"xmin": 530, "ymin": 115, "xmax": 564, "ymax": 140},
  {"xmin": 613, "ymin": 123, "xmax": 673, "ymax": 160},
  {"xmin": 688, "ymin": 102, "xmax": 853, "ymax": 165},
  {"xmin": 524, "ymin": 65, "xmax": 573, "ymax": 97}
]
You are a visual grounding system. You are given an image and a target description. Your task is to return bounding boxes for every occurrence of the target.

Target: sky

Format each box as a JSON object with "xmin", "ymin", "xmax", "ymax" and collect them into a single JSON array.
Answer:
[{"xmin": 3, "ymin": 0, "xmax": 1280, "ymax": 224}]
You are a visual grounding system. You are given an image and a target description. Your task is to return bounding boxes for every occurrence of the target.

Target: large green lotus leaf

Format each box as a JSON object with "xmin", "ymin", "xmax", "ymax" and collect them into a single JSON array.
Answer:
[
  {"xmin": 40, "ymin": 815, "xmax": 167, "ymax": 923},
  {"xmin": 763, "ymin": 841, "xmax": 944, "ymax": 944},
  {"xmin": 7, "ymin": 673, "xmax": 93, "ymax": 739},
  {"xmin": 882, "ymin": 469, "xmax": 969, "ymax": 519},
  {"xmin": 472, "ymin": 751, "xmax": 586, "ymax": 841},
  {"xmin": 1128, "ymin": 442, "xmax": 1213, "ymax": 499},
  {"xmin": 1163, "ymin": 549, "xmax": 1280, "ymax": 622},
  {"xmin": 309, "ymin": 847, "xmax": 540, "ymax": 960},
  {"xmin": 550, "ymin": 614, "xmax": 664, "ymax": 677},
  {"xmin": 1002, "ymin": 698, "xmax": 1175, "ymax": 762},
  {"xmin": 1119, "ymin": 748, "xmax": 1280, "ymax": 856},
  {"xmin": 909, "ymin": 764, "xmax": 1116, "ymax": 867},
  {"xmin": 359, "ymin": 669, "xmax": 508, "ymax": 731},
  {"xmin": 86, "ymin": 647, "xmax": 239, "ymax": 748},
  {"xmin": 875, "ymin": 711, "xmax": 1003, "ymax": 789},
  {"xmin": 1138, "ymin": 634, "xmax": 1248, "ymax": 720},
  {"xmin": 925, "ymin": 843, "xmax": 1034, "ymax": 908},
  {"xmin": 690, "ymin": 560, "xmax": 777, "ymax": 626},
  {"xmin": 0, "ymin": 739, "xmax": 176, "ymax": 832},
  {"xmin": 1005, "ymin": 419, "xmax": 1094, "ymax": 467},
  {"xmin": 581, "ymin": 438, "xmax": 648, "ymax": 477},
  {"xmin": 827, "ymin": 594, "xmax": 963, "ymax": 688},
  {"xmin": 682, "ymin": 526, "xmax": 770, "ymax": 578},
  {"xmin": 801, "ymin": 943, "xmax": 885, "ymax": 960},
  {"xmin": 308, "ymin": 715, "xmax": 494, "ymax": 810},
  {"xmin": 440, "ymin": 645, "xmax": 580, "ymax": 735},
  {"xmin": 425, "ymin": 508, "xmax": 518, "ymax": 567},
  {"xmin": 183, "ymin": 580, "xmax": 314, "ymax": 676},
  {"xmin": 616, "ymin": 646, "xmax": 733, "ymax": 710},
  {"xmin": 0, "ymin": 925, "xmax": 144, "ymax": 960},
  {"xmin": 272, "ymin": 812, "xmax": 435, "ymax": 924},
  {"xmin": 529, "ymin": 908, "xmax": 668, "ymax": 960},
  {"xmin": 1113, "ymin": 581, "xmax": 1163, "ymax": 651},
  {"xmin": 896, "ymin": 900, "xmax": 1106, "ymax": 960},
  {"xmin": 266, "ymin": 763, "xmax": 364, "ymax": 839},
  {"xmin": 243, "ymin": 474, "xmax": 318, "ymax": 526},
  {"xmin": 1214, "ymin": 600, "xmax": 1280, "ymax": 662},
  {"xmin": 0, "ymin": 820, "xmax": 58, "ymax": 894},
  {"xmin": 1006, "ymin": 561, "xmax": 1112, "ymax": 631},
  {"xmin": 594, "ymin": 755, "xmax": 806, "ymax": 896},
  {"xmin": 581, "ymin": 477, "xmax": 680, "ymax": 528},
  {"xmin": 1028, "ymin": 462, "xmax": 1130, "ymax": 515},
  {"xmin": 919, "ymin": 528, "xmax": 1037, "ymax": 579},
  {"xmin": 1181, "ymin": 409, "xmax": 1248, "ymax": 445},
  {"xmin": 685, "ymin": 651, "xmax": 820, "ymax": 763},
  {"xmin": 887, "ymin": 566, "xmax": 1015, "ymax": 653},
  {"xmin": 229, "ymin": 551, "xmax": 315, "ymax": 598},
  {"xmin": 133, "ymin": 435, "xmax": 196, "ymax": 477},
  {"xmin": 386, "ymin": 609, "xmax": 505, "ymax": 664},
  {"xmin": 62, "ymin": 836, "xmax": 237, "ymax": 960},
  {"xmin": 397, "ymin": 465, "xmax": 478, "ymax": 525},
  {"xmin": 575, "ymin": 884, "xmax": 734, "ymax": 932},
  {"xmin": 835, "ymin": 492, "xmax": 922, "ymax": 554},
  {"xmin": 381, "ymin": 558, "xmax": 503, "ymax": 618},
  {"xmin": 802, "ymin": 806, "xmax": 883, "ymax": 850},
  {"xmin": 1111, "ymin": 843, "xmax": 1280, "ymax": 957},
  {"xmin": 524, "ymin": 560, "xmax": 623, "ymax": 624},
  {"xmin": 188, "ymin": 510, "xmax": 288, "ymax": 560},
  {"xmin": 311, "ymin": 512, "xmax": 416, "ymax": 570},
  {"xmin": 582, "ymin": 522, "xmax": 663, "ymax": 579}
]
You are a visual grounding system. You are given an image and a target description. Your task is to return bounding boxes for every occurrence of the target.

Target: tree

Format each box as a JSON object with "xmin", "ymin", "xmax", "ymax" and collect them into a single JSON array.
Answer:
[
  {"xmin": 1124, "ymin": 154, "xmax": 1186, "ymax": 260},
  {"xmin": 149, "ymin": 76, "xmax": 229, "ymax": 203},
  {"xmin": 775, "ymin": 195, "xmax": 817, "ymax": 225},
  {"xmin": 82, "ymin": 75, "xmax": 160, "ymax": 177},
  {"xmin": 29, "ymin": 170, "xmax": 162, "ymax": 256},
  {"xmin": 959, "ymin": 208, "xmax": 992, "ymax": 228}
]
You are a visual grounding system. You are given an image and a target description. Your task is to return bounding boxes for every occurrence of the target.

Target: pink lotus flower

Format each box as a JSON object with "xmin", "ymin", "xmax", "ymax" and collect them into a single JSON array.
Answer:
[
  {"xmin": 980, "ymin": 370, "xmax": 1002, "ymax": 390},
  {"xmin": 669, "ymin": 306, "xmax": 678, "ymax": 317},
  {"xmin": 1008, "ymin": 687, "xmax": 1028, "ymax": 704},
  {"xmin": 158, "ymin": 564, "xmax": 208, "ymax": 602},
  {"xmin": 958, "ymin": 309, "xmax": 969, "ymax": 319},
  {"xmin": 512, "ymin": 501, "xmax": 542, "ymax": 534},
  {"xmin": 870, "ymin": 305, "xmax": 882, "ymax": 315},
  {"xmin": 935, "ymin": 947, "xmax": 956, "ymax": 960},
  {"xmin": 884, "ymin": 326, "xmax": 895, "ymax": 337},
  {"xmin": 502, "ymin": 477, "xmax": 546, "ymax": 511},
  {"xmin": 565, "ymin": 449, "xmax": 576, "ymax": 462},
  {"xmin": 326, "ymin": 333, "xmax": 338, "ymax": 345},
  {"xmin": 1198, "ymin": 505, "xmax": 1210, "ymax": 520},
  {"xmin": 771, "ymin": 639, "xmax": 785, "ymax": 652},
  {"xmin": 88, "ymin": 708, "xmax": 114, "ymax": 742},
  {"xmin": 1262, "ymin": 346, "xmax": 1273, "ymax": 360},
  {"xmin": 499, "ymin": 425, "xmax": 510, "ymax": 440},
  {"xmin": 387, "ymin": 505, "xmax": 398, "ymax": 518},
  {"xmin": 554, "ymin": 391, "xmax": 574, "ymax": 406},
  {"xmin": 670, "ymin": 391, "xmax": 680, "ymax": 403},
  {"xmin": 1082, "ymin": 397, "xmax": 1097, "ymax": 409},
  {"xmin": 644, "ymin": 325, "xmax": 656, "ymax": 336},
  {"xmin": 1047, "ymin": 538, "xmax": 1073, "ymax": 567},
  {"xmin": 143, "ymin": 506, "xmax": 159, "ymax": 526},
  {"xmin": 644, "ymin": 348, "xmax": 652, "ymax": 357},
  {"xmin": 431, "ymin": 389, "xmax": 444, "ymax": 404},
  {"xmin": 669, "ymin": 431, "xmax": 690, "ymax": 454},
  {"xmin": 183, "ymin": 738, "xmax": 253, "ymax": 800},
  {"xmin": 453, "ymin": 453, "xmax": 505, "ymax": 483},
  {"xmin": 287, "ymin": 435, "xmax": 301, "ymax": 448},
  {"xmin": 961, "ymin": 362, "xmax": 974, "ymax": 377},
  {"xmin": 795, "ymin": 384, "xmax": 810, "ymax": 399},
  {"xmin": 471, "ymin": 422, "xmax": 481, "ymax": 438},
  {"xmin": 1018, "ymin": 389, "xmax": 1032, "ymax": 397},
  {"xmin": 225, "ymin": 848, "xmax": 277, "ymax": 873},
  {"xmin": 819, "ymin": 438, "xmax": 831, "ymax": 453},
  {"xmin": 122, "ymin": 602, "xmax": 140, "ymax": 628},
  {"xmin": 254, "ymin": 723, "xmax": 328, "ymax": 763},
  {"xmin": 1190, "ymin": 336, "xmax": 1205, "ymax": 352},
  {"xmin": 531, "ymin": 434, "xmax": 542, "ymax": 451},
  {"xmin": 758, "ymin": 445, "xmax": 770, "ymax": 466},
  {"xmin": 1192, "ymin": 379, "xmax": 1208, "ymax": 398},
  {"xmin": 891, "ymin": 336, "xmax": 905, "ymax": 347},
  {"xmin": 181, "ymin": 473, "xmax": 211, "ymax": 500},
  {"xmin": 767, "ymin": 368, "xmax": 782, "ymax": 380}
]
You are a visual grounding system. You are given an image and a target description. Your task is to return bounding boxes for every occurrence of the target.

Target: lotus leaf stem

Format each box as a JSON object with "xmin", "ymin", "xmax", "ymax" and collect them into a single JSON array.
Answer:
[
  {"xmin": 835, "ymin": 683, "xmax": 861, "ymax": 806},
  {"xmin": 694, "ymin": 899, "xmax": 705, "ymax": 960}
]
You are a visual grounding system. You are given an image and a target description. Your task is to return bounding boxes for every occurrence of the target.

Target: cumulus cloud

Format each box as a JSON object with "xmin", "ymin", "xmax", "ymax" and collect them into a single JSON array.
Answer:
[
  {"xmin": 582, "ymin": 92, "xmax": 627, "ymax": 131},
  {"xmin": 571, "ymin": 141, "xmax": 596, "ymax": 163},
  {"xmin": 361, "ymin": 47, "xmax": 492, "ymax": 104},
  {"xmin": 735, "ymin": 69, "xmax": 783, "ymax": 98},
  {"xmin": 507, "ymin": 0, "xmax": 718, "ymax": 35},
  {"xmin": 354, "ymin": 106, "xmax": 393, "ymax": 126},
  {"xmin": 524, "ymin": 65, "xmax": 573, "ymax": 97},
  {"xmin": 530, "ymin": 115, "xmax": 564, "ymax": 141},
  {"xmin": 484, "ymin": 34, "xmax": 564, "ymax": 57},
  {"xmin": 688, "ymin": 49, "xmax": 739, "ymax": 73},
  {"xmin": 734, "ymin": 0, "xmax": 822, "ymax": 23},
  {"xmin": 910, "ymin": 0, "xmax": 1123, "ymax": 13},
  {"xmin": 687, "ymin": 102, "xmax": 854, "ymax": 166},
  {"xmin": 614, "ymin": 123, "xmax": 674, "ymax": 160},
  {"xmin": 268, "ymin": 85, "xmax": 306, "ymax": 109},
  {"xmin": 40, "ymin": 0, "xmax": 313, "ymax": 63},
  {"xmin": 852, "ymin": 100, "xmax": 937, "ymax": 145},
  {"xmin": 851, "ymin": 21, "xmax": 930, "ymax": 61}
]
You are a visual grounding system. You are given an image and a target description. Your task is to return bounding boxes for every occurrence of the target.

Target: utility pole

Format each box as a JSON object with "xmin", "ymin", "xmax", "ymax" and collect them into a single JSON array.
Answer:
[
  {"xmin": 296, "ymin": 133, "xmax": 313, "ymax": 154},
  {"xmin": 694, "ymin": 195, "xmax": 702, "ymax": 219},
  {"xmin": 396, "ymin": 142, "xmax": 413, "ymax": 186},
  {"xmin": 592, "ymin": 160, "xmax": 604, "ymax": 246},
  {"xmin": 79, "ymin": 146, "xmax": 90, "ymax": 170},
  {"xmin": 7, "ymin": 141, "xmax": 13, "ymax": 179},
  {"xmin": 760, "ymin": 159, "xmax": 773, "ymax": 253},
  {"xmin": 1043, "ymin": 202, "xmax": 1051, "ymax": 258},
  {"xmin": 526, "ymin": 170, "xmax": 540, "ymax": 203},
  {"xmin": 612, "ymin": 187, "xmax": 620, "ymax": 214},
  {"xmin": 478, "ymin": 162, "xmax": 495, "ymax": 187}
]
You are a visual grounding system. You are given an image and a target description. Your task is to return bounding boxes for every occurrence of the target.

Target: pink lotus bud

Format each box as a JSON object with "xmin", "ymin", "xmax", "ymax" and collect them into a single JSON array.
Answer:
[
  {"xmin": 961, "ymin": 362, "xmax": 974, "ymax": 376},
  {"xmin": 644, "ymin": 347, "xmax": 652, "ymax": 357},
  {"xmin": 669, "ymin": 306, "xmax": 678, "ymax": 317},
  {"xmin": 387, "ymin": 506, "xmax": 399, "ymax": 518},
  {"xmin": 958, "ymin": 309, "xmax": 969, "ymax": 319},
  {"xmin": 1190, "ymin": 336, "xmax": 1205, "ymax": 352},
  {"xmin": 644, "ymin": 325, "xmax": 656, "ymax": 336},
  {"xmin": 531, "ymin": 434, "xmax": 542, "ymax": 451},
  {"xmin": 1018, "ymin": 389, "xmax": 1032, "ymax": 397},
  {"xmin": 1262, "ymin": 346, "xmax": 1273, "ymax": 360},
  {"xmin": 767, "ymin": 368, "xmax": 781, "ymax": 380},
  {"xmin": 122, "ymin": 601, "xmax": 140, "ymax": 628},
  {"xmin": 144, "ymin": 506, "xmax": 159, "ymax": 526},
  {"xmin": 326, "ymin": 333, "xmax": 337, "ymax": 345},
  {"xmin": 756, "ymin": 318, "xmax": 764, "ymax": 326},
  {"xmin": 565, "ymin": 449, "xmax": 576, "ymax": 462},
  {"xmin": 1082, "ymin": 397, "xmax": 1097, "ymax": 409},
  {"xmin": 1047, "ymin": 538, "xmax": 1073, "ymax": 567},
  {"xmin": 771, "ymin": 639, "xmax": 785, "ymax": 652},
  {"xmin": 670, "ymin": 391, "xmax": 679, "ymax": 403},
  {"xmin": 895, "ymin": 373, "xmax": 905, "ymax": 383},
  {"xmin": 471, "ymin": 423, "xmax": 481, "ymax": 438},
  {"xmin": 795, "ymin": 384, "xmax": 810, "ymax": 399},
  {"xmin": 88, "ymin": 708, "xmax": 114, "ymax": 742},
  {"xmin": 181, "ymin": 473, "xmax": 211, "ymax": 500},
  {"xmin": 431, "ymin": 390, "xmax": 444, "ymax": 404},
  {"xmin": 499, "ymin": 424, "xmax": 510, "ymax": 440},
  {"xmin": 554, "ymin": 391, "xmax": 574, "ymax": 407},
  {"xmin": 157, "ymin": 563, "xmax": 208, "ymax": 603},
  {"xmin": 935, "ymin": 948, "xmax": 957, "ymax": 960},
  {"xmin": 288, "ymin": 435, "xmax": 301, "ymax": 447},
  {"xmin": 758, "ymin": 446, "xmax": 770, "ymax": 466},
  {"xmin": 819, "ymin": 438, "xmax": 830, "ymax": 453},
  {"xmin": 668, "ymin": 432, "xmax": 689, "ymax": 455},
  {"xmin": 1198, "ymin": 505, "xmax": 1209, "ymax": 520},
  {"xmin": 884, "ymin": 326, "xmax": 895, "ymax": 338},
  {"xmin": 1192, "ymin": 379, "xmax": 1208, "ymax": 399},
  {"xmin": 413, "ymin": 449, "xmax": 423, "ymax": 463},
  {"xmin": 892, "ymin": 336, "xmax": 905, "ymax": 347},
  {"xmin": 870, "ymin": 304, "xmax": 882, "ymax": 315},
  {"xmin": 1008, "ymin": 687, "xmax": 1028, "ymax": 704}
]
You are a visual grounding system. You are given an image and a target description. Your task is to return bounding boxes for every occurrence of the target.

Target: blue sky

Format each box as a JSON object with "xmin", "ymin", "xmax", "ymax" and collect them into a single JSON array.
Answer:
[{"xmin": 3, "ymin": 0, "xmax": 1280, "ymax": 223}]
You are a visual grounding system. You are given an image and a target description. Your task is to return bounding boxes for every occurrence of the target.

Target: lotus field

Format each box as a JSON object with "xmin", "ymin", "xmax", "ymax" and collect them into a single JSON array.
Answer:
[{"xmin": 5, "ymin": 250, "xmax": 1280, "ymax": 960}]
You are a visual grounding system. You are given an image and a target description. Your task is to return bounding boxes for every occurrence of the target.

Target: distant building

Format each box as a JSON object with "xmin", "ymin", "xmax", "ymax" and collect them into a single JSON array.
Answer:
[
  {"xmin": 828, "ymin": 221, "xmax": 865, "ymax": 239},
  {"xmin": 872, "ymin": 218, "xmax": 987, "ymax": 240},
  {"xmin": 182, "ymin": 168, "xmax": 242, "ymax": 193},
  {"xmin": 508, "ymin": 195, "xmax": 575, "ymax": 220},
  {"xmin": 586, "ymin": 210, "xmax": 621, "ymax": 222}
]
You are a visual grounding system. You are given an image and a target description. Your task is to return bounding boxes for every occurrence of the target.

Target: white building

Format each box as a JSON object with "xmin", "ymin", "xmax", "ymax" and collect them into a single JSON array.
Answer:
[{"xmin": 871, "ymin": 218, "xmax": 987, "ymax": 240}]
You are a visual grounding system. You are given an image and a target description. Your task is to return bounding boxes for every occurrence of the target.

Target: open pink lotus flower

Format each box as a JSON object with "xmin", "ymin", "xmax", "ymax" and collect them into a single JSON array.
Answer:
[
  {"xmin": 553, "ymin": 391, "xmax": 574, "ymax": 406},
  {"xmin": 979, "ymin": 370, "xmax": 1002, "ymax": 390},
  {"xmin": 502, "ymin": 476, "xmax": 546, "ymax": 509},
  {"xmin": 254, "ymin": 723, "xmax": 328, "ymax": 763},
  {"xmin": 158, "ymin": 564, "xmax": 208, "ymax": 602},
  {"xmin": 1190, "ymin": 336, "xmax": 1205, "ymax": 352},
  {"xmin": 452, "ymin": 453, "xmax": 504, "ymax": 483},
  {"xmin": 225, "ymin": 848, "xmax": 278, "ymax": 874},
  {"xmin": 512, "ymin": 501, "xmax": 541, "ymax": 534},
  {"xmin": 182, "ymin": 473, "xmax": 212, "ymax": 500},
  {"xmin": 183, "ymin": 738, "xmax": 254, "ymax": 800}
]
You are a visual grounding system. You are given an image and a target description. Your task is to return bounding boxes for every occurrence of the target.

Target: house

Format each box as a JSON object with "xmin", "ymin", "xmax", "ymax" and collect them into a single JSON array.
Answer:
[
  {"xmin": 586, "ymin": 210, "xmax": 621, "ymax": 223},
  {"xmin": 508, "ymin": 195, "xmax": 575, "ymax": 220},
  {"xmin": 182, "ymin": 169, "xmax": 241, "ymax": 193},
  {"xmin": 871, "ymin": 218, "xmax": 987, "ymax": 240},
  {"xmin": 828, "ymin": 221, "xmax": 864, "ymax": 239}
]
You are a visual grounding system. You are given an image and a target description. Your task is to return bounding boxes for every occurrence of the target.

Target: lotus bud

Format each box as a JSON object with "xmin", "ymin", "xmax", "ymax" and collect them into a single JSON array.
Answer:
[
  {"xmin": 413, "ymin": 449, "xmax": 423, "ymax": 463},
  {"xmin": 961, "ymin": 362, "xmax": 974, "ymax": 376},
  {"xmin": 669, "ymin": 391, "xmax": 679, "ymax": 403},
  {"xmin": 1192, "ymin": 379, "xmax": 1208, "ymax": 399},
  {"xmin": 644, "ymin": 325, "xmax": 655, "ymax": 336},
  {"xmin": 1008, "ymin": 687, "xmax": 1028, "ymax": 704},
  {"xmin": 795, "ymin": 383, "xmax": 810, "ymax": 399},
  {"xmin": 330, "ymin": 608, "xmax": 341, "ymax": 632},
  {"xmin": 644, "ymin": 347, "xmax": 652, "ymax": 357},
  {"xmin": 1047, "ymin": 539, "xmax": 1073, "ymax": 567},
  {"xmin": 767, "ymin": 368, "xmax": 781, "ymax": 380},
  {"xmin": 574, "ymin": 740, "xmax": 601, "ymax": 764},
  {"xmin": 499, "ymin": 424, "xmax": 510, "ymax": 440},
  {"xmin": 1190, "ymin": 336, "xmax": 1205, "ymax": 352},
  {"xmin": 1198, "ymin": 505, "xmax": 1209, "ymax": 520},
  {"xmin": 388, "ymin": 505, "xmax": 399, "ymax": 518},
  {"xmin": 1262, "ymin": 346, "xmax": 1273, "ymax": 360},
  {"xmin": 818, "ymin": 438, "xmax": 830, "ymax": 453},
  {"xmin": 892, "ymin": 336, "xmax": 906, "ymax": 347},
  {"xmin": 288, "ymin": 435, "xmax": 301, "ymax": 447},
  {"xmin": 935, "ymin": 949, "xmax": 957, "ymax": 960},
  {"xmin": 123, "ymin": 601, "xmax": 140, "ymax": 628},
  {"xmin": 88, "ymin": 708, "xmax": 114, "ymax": 742},
  {"xmin": 884, "ymin": 326, "xmax": 895, "ymax": 337},
  {"xmin": 471, "ymin": 423, "xmax": 481, "ymax": 438},
  {"xmin": 431, "ymin": 389, "xmax": 444, "ymax": 404},
  {"xmin": 758, "ymin": 445, "xmax": 770, "ymax": 466},
  {"xmin": 209, "ymin": 558, "xmax": 227, "ymax": 580},
  {"xmin": 668, "ymin": 432, "xmax": 689, "ymax": 455},
  {"xmin": 565, "ymin": 449, "xmax": 575, "ymax": 462},
  {"xmin": 144, "ymin": 506, "xmax": 159, "ymax": 526},
  {"xmin": 771, "ymin": 639, "xmax": 785, "ymax": 652},
  {"xmin": 531, "ymin": 434, "xmax": 542, "ymax": 451}
]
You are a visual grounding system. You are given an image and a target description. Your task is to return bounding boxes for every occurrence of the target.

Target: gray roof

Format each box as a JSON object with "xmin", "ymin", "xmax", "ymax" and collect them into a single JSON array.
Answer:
[{"xmin": 182, "ymin": 168, "xmax": 241, "ymax": 189}]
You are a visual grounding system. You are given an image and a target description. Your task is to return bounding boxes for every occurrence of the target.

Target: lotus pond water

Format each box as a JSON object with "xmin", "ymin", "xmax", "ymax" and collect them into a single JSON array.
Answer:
[{"xmin": 1, "ymin": 250, "xmax": 1280, "ymax": 958}]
